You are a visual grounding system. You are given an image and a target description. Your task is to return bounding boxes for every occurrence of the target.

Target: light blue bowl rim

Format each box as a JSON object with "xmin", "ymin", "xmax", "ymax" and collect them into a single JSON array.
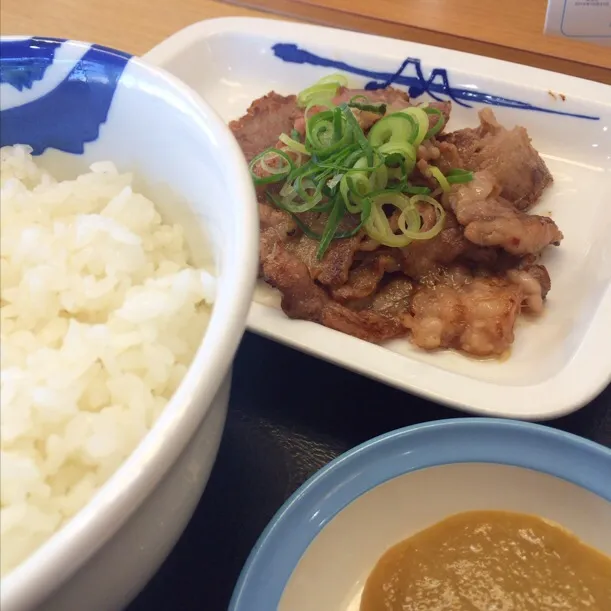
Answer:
[{"xmin": 229, "ymin": 417, "xmax": 611, "ymax": 611}]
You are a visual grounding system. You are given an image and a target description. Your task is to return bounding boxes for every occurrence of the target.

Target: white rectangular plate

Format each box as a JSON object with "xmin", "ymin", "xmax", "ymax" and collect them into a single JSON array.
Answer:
[{"xmin": 144, "ymin": 18, "xmax": 611, "ymax": 419}]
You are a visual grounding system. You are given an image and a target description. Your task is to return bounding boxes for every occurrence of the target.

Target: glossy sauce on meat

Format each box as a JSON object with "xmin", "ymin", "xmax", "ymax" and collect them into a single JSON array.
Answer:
[{"xmin": 360, "ymin": 511, "xmax": 611, "ymax": 611}]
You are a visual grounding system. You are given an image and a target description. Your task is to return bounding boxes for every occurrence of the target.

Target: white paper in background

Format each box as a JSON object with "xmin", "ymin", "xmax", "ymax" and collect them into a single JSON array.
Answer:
[{"xmin": 545, "ymin": 0, "xmax": 611, "ymax": 46}]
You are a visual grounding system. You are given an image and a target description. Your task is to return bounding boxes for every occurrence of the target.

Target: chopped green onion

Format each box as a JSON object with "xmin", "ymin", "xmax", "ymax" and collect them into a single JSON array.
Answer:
[
  {"xmin": 347, "ymin": 172, "xmax": 371, "ymax": 198},
  {"xmin": 364, "ymin": 191, "xmax": 445, "ymax": 246},
  {"xmin": 338, "ymin": 194, "xmax": 372, "ymax": 239},
  {"xmin": 317, "ymin": 196, "xmax": 346, "ymax": 258},
  {"xmin": 267, "ymin": 193, "xmax": 323, "ymax": 239},
  {"xmin": 268, "ymin": 191, "xmax": 367, "ymax": 259},
  {"xmin": 378, "ymin": 141, "xmax": 416, "ymax": 175},
  {"xmin": 339, "ymin": 175, "xmax": 360, "ymax": 214},
  {"xmin": 317, "ymin": 73, "xmax": 349, "ymax": 87},
  {"xmin": 326, "ymin": 173, "xmax": 343, "ymax": 189},
  {"xmin": 286, "ymin": 158, "xmax": 317, "ymax": 184},
  {"xmin": 398, "ymin": 195, "xmax": 446, "ymax": 240},
  {"xmin": 317, "ymin": 158, "xmax": 383, "ymax": 173},
  {"xmin": 279, "ymin": 132, "xmax": 309, "ymax": 156},
  {"xmin": 348, "ymin": 101, "xmax": 387, "ymax": 114},
  {"xmin": 279, "ymin": 182, "xmax": 296, "ymax": 198},
  {"xmin": 342, "ymin": 148, "xmax": 367, "ymax": 169},
  {"xmin": 368, "ymin": 113, "xmax": 416, "ymax": 147},
  {"xmin": 386, "ymin": 166, "xmax": 404, "ymax": 182},
  {"xmin": 340, "ymin": 104, "xmax": 371, "ymax": 152},
  {"xmin": 278, "ymin": 146, "xmax": 303, "ymax": 168},
  {"xmin": 259, "ymin": 150, "xmax": 290, "ymax": 174},
  {"xmin": 398, "ymin": 107, "xmax": 429, "ymax": 146},
  {"xmin": 297, "ymin": 73, "xmax": 348, "ymax": 107},
  {"xmin": 293, "ymin": 175, "xmax": 324, "ymax": 206},
  {"xmin": 383, "ymin": 152, "xmax": 404, "ymax": 167},
  {"xmin": 333, "ymin": 107, "xmax": 344, "ymax": 141},
  {"xmin": 428, "ymin": 166, "xmax": 451, "ymax": 192},
  {"xmin": 371, "ymin": 164, "xmax": 389, "ymax": 191},
  {"xmin": 312, "ymin": 199, "xmax": 336, "ymax": 213},
  {"xmin": 402, "ymin": 184, "xmax": 432, "ymax": 195},
  {"xmin": 278, "ymin": 178, "xmax": 324, "ymax": 213},
  {"xmin": 306, "ymin": 108, "xmax": 353, "ymax": 158},
  {"xmin": 423, "ymin": 107, "xmax": 445, "ymax": 140},
  {"xmin": 446, "ymin": 169, "xmax": 474, "ymax": 184},
  {"xmin": 249, "ymin": 148, "xmax": 294, "ymax": 185},
  {"xmin": 364, "ymin": 191, "xmax": 421, "ymax": 247},
  {"xmin": 282, "ymin": 197, "xmax": 322, "ymax": 214},
  {"xmin": 253, "ymin": 75, "xmax": 457, "ymax": 257}
]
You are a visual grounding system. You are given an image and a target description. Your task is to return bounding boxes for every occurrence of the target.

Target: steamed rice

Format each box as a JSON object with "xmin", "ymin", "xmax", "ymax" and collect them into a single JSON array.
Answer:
[{"xmin": 0, "ymin": 145, "xmax": 215, "ymax": 577}]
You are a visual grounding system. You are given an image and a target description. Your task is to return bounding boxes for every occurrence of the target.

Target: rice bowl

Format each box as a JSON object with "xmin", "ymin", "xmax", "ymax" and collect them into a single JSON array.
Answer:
[{"xmin": 0, "ymin": 36, "xmax": 258, "ymax": 611}]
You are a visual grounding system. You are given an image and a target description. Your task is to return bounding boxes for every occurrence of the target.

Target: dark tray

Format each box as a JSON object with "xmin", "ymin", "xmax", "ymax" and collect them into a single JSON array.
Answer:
[{"xmin": 129, "ymin": 332, "xmax": 611, "ymax": 611}]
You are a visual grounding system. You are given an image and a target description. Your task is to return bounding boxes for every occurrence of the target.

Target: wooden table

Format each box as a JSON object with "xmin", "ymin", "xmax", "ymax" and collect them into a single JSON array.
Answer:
[
  {"xmin": 2, "ymin": 0, "xmax": 610, "ymax": 83},
  {"xmin": 0, "ymin": 0, "xmax": 276, "ymax": 56}
]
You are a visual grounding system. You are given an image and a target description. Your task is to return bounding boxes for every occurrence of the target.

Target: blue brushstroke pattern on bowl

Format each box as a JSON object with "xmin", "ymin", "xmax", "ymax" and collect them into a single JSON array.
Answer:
[{"xmin": 0, "ymin": 37, "xmax": 131, "ymax": 154}]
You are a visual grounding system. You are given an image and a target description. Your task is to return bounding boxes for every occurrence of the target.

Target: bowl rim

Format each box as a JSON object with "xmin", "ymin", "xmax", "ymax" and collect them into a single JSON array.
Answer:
[
  {"xmin": 1, "ymin": 36, "xmax": 259, "ymax": 609},
  {"xmin": 229, "ymin": 417, "xmax": 611, "ymax": 611}
]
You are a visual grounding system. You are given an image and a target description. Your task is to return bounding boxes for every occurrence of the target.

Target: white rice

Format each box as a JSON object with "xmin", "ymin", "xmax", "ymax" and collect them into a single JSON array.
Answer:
[{"xmin": 0, "ymin": 145, "xmax": 215, "ymax": 577}]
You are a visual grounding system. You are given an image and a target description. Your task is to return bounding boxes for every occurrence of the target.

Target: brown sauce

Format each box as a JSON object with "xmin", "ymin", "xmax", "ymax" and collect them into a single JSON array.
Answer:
[{"xmin": 360, "ymin": 510, "xmax": 611, "ymax": 611}]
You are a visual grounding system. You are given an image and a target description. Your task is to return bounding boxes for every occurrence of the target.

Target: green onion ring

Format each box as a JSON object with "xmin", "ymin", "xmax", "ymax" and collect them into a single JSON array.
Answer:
[
  {"xmin": 368, "ymin": 113, "xmax": 417, "ymax": 147},
  {"xmin": 249, "ymin": 148, "xmax": 294, "ymax": 185},
  {"xmin": 379, "ymin": 141, "xmax": 417, "ymax": 175},
  {"xmin": 297, "ymin": 73, "xmax": 348, "ymax": 107},
  {"xmin": 306, "ymin": 108, "xmax": 353, "ymax": 158},
  {"xmin": 316, "ymin": 73, "xmax": 349, "ymax": 87},
  {"xmin": 428, "ymin": 166, "xmax": 451, "ymax": 193},
  {"xmin": 293, "ymin": 175, "xmax": 324, "ymax": 206},
  {"xmin": 364, "ymin": 191, "xmax": 421, "ymax": 247},
  {"xmin": 398, "ymin": 107, "xmax": 429, "ymax": 146},
  {"xmin": 423, "ymin": 107, "xmax": 445, "ymax": 140},
  {"xmin": 398, "ymin": 195, "xmax": 446, "ymax": 240},
  {"xmin": 279, "ymin": 132, "xmax": 309, "ymax": 156}
]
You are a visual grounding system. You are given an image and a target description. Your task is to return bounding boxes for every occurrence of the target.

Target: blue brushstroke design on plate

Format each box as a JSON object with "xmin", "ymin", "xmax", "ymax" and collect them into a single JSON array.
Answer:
[
  {"xmin": 0, "ymin": 38, "xmax": 132, "ymax": 155},
  {"xmin": 0, "ymin": 37, "xmax": 63, "ymax": 90},
  {"xmin": 272, "ymin": 43, "xmax": 599, "ymax": 121}
]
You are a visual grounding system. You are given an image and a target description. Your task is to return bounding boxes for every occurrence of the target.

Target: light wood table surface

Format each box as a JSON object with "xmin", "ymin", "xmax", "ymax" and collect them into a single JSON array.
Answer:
[
  {"xmin": 0, "ymin": 0, "xmax": 281, "ymax": 55},
  {"xmin": 1, "ymin": 0, "xmax": 610, "ymax": 83},
  {"xmin": 225, "ymin": 0, "xmax": 611, "ymax": 83}
]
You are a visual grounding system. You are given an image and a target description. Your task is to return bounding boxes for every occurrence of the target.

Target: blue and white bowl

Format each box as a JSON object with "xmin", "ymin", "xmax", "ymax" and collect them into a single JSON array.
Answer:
[
  {"xmin": 0, "ymin": 37, "xmax": 258, "ymax": 611},
  {"xmin": 230, "ymin": 419, "xmax": 611, "ymax": 611}
]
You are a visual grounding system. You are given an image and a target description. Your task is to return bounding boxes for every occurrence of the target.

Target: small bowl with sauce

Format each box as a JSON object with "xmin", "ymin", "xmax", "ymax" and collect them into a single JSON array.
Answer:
[{"xmin": 229, "ymin": 418, "xmax": 611, "ymax": 611}]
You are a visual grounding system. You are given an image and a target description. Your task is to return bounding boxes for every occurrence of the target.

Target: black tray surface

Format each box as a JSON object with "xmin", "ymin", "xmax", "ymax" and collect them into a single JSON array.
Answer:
[{"xmin": 129, "ymin": 332, "xmax": 611, "ymax": 611}]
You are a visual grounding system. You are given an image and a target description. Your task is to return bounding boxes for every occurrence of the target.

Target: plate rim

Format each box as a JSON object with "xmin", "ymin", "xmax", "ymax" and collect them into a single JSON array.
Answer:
[
  {"xmin": 144, "ymin": 17, "xmax": 611, "ymax": 420},
  {"xmin": 143, "ymin": 17, "xmax": 611, "ymax": 100}
]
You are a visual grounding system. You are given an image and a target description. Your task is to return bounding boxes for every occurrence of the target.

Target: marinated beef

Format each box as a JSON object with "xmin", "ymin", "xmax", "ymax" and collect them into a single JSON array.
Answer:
[
  {"xmin": 440, "ymin": 108, "xmax": 553, "ymax": 210},
  {"xmin": 231, "ymin": 86, "xmax": 559, "ymax": 358}
]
